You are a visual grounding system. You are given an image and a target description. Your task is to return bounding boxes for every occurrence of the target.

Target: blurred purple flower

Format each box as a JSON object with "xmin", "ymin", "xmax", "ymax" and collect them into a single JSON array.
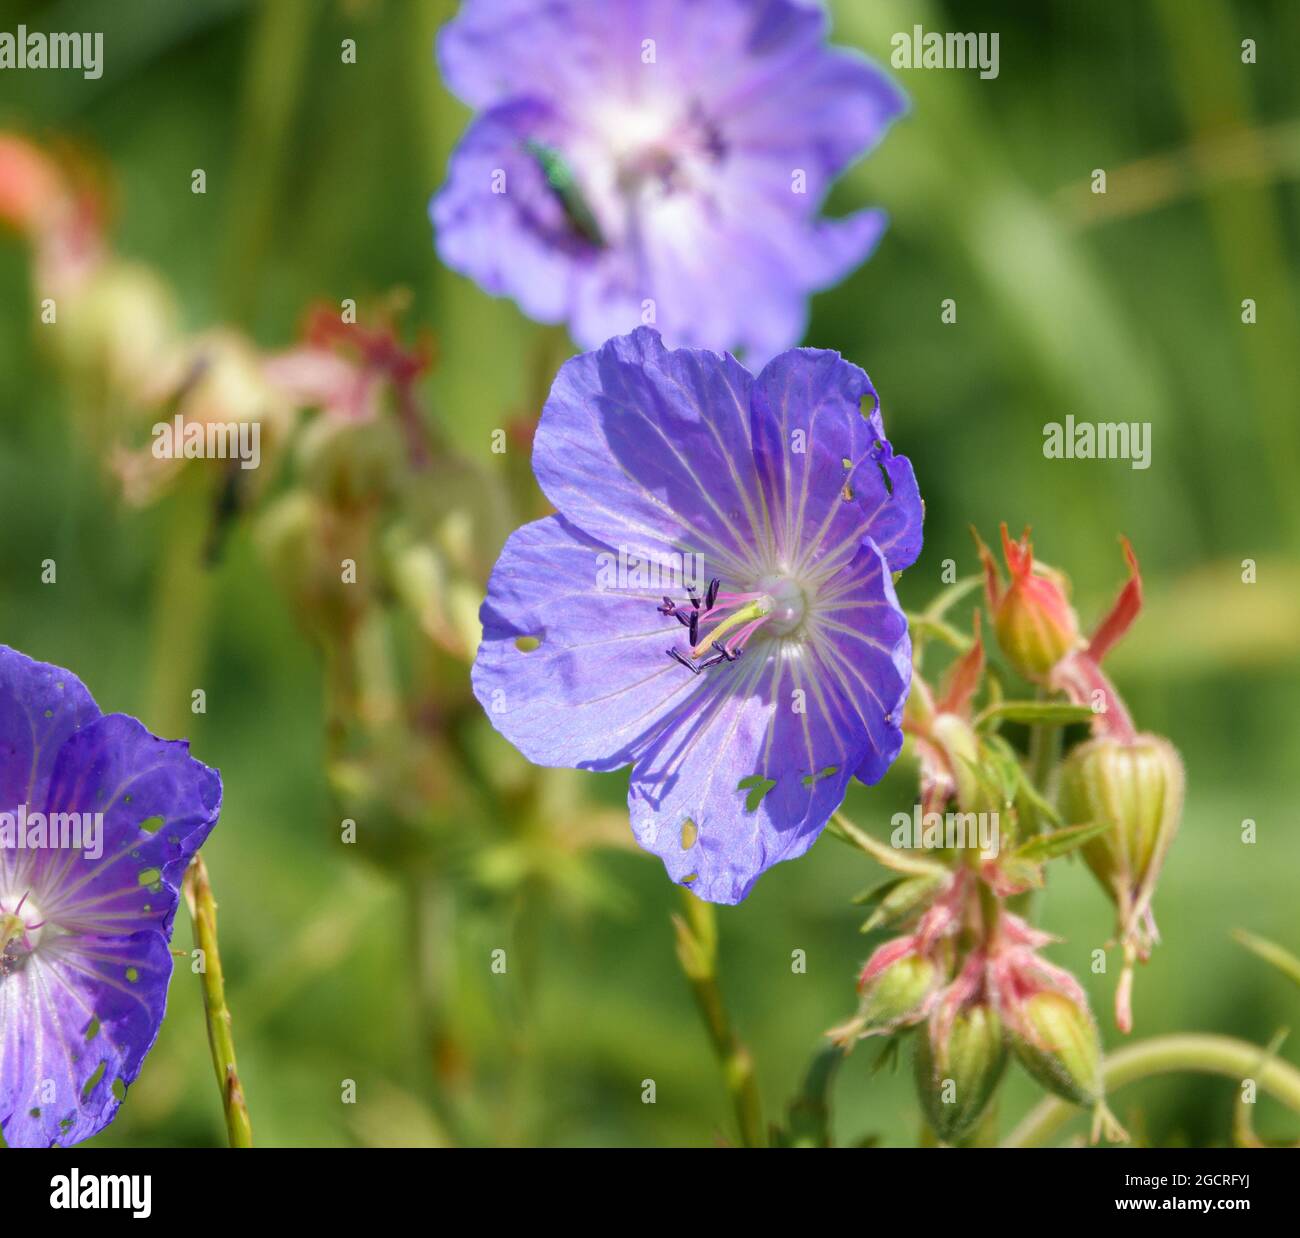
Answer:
[
  {"xmin": 431, "ymin": 0, "xmax": 905, "ymax": 364},
  {"xmin": 0, "ymin": 647, "xmax": 221, "ymax": 1147},
  {"xmin": 472, "ymin": 328, "xmax": 921, "ymax": 903}
]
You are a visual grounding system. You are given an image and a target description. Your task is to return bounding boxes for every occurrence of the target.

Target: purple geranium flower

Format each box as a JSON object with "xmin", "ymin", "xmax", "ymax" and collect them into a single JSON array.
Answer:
[
  {"xmin": 0, "ymin": 646, "xmax": 221, "ymax": 1147},
  {"xmin": 473, "ymin": 328, "xmax": 920, "ymax": 903},
  {"xmin": 432, "ymin": 0, "xmax": 905, "ymax": 363}
]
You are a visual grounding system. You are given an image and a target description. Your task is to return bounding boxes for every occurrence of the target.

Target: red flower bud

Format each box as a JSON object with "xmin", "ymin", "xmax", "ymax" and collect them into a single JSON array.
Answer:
[{"xmin": 976, "ymin": 524, "xmax": 1081, "ymax": 681}]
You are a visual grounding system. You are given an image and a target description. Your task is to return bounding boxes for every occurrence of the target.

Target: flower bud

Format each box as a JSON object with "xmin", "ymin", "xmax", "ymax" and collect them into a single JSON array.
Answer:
[
  {"xmin": 828, "ymin": 948, "xmax": 939, "ymax": 1046},
  {"xmin": 978, "ymin": 524, "xmax": 1080, "ymax": 681},
  {"xmin": 1059, "ymin": 734, "xmax": 1184, "ymax": 929},
  {"xmin": 860, "ymin": 953, "xmax": 938, "ymax": 1031},
  {"xmin": 1008, "ymin": 989, "xmax": 1103, "ymax": 1107},
  {"xmin": 1059, "ymin": 733, "xmax": 1183, "ymax": 1031},
  {"xmin": 914, "ymin": 1003, "xmax": 1007, "ymax": 1143}
]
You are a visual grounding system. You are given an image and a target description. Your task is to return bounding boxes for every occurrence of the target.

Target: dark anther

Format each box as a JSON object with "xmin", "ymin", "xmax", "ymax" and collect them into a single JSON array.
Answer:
[
  {"xmin": 667, "ymin": 647, "xmax": 702, "ymax": 675},
  {"xmin": 658, "ymin": 597, "xmax": 677, "ymax": 616},
  {"xmin": 711, "ymin": 640, "xmax": 742, "ymax": 663},
  {"xmin": 674, "ymin": 610, "xmax": 693, "ymax": 628},
  {"xmin": 687, "ymin": 587, "xmax": 702, "ymax": 611},
  {"xmin": 688, "ymin": 610, "xmax": 700, "ymax": 645},
  {"xmin": 704, "ymin": 578, "xmax": 720, "ymax": 611}
]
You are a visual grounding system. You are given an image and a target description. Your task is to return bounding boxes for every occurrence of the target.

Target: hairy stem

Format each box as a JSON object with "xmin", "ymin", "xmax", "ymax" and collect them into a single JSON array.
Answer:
[
  {"xmin": 673, "ymin": 890, "xmax": 766, "ymax": 1147},
  {"xmin": 1003, "ymin": 1033, "xmax": 1300, "ymax": 1147},
  {"xmin": 184, "ymin": 854, "xmax": 253, "ymax": 1148}
]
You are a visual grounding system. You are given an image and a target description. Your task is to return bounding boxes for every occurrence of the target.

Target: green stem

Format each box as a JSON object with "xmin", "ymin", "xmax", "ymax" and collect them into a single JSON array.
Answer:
[
  {"xmin": 830, "ymin": 811, "xmax": 948, "ymax": 878},
  {"xmin": 1002, "ymin": 1033, "xmax": 1300, "ymax": 1147},
  {"xmin": 1022, "ymin": 689, "xmax": 1063, "ymax": 838},
  {"xmin": 673, "ymin": 891, "xmax": 766, "ymax": 1147},
  {"xmin": 184, "ymin": 854, "xmax": 253, "ymax": 1148}
]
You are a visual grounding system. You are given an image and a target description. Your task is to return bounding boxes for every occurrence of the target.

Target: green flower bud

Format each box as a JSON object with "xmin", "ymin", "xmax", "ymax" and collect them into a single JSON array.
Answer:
[
  {"xmin": 1010, "ymin": 989, "xmax": 1104, "ymax": 1107},
  {"xmin": 914, "ymin": 1004, "xmax": 1008, "ymax": 1144},
  {"xmin": 1058, "ymin": 734, "xmax": 1184, "ymax": 929},
  {"xmin": 829, "ymin": 951, "xmax": 939, "ymax": 1047},
  {"xmin": 860, "ymin": 954, "xmax": 937, "ymax": 1031}
]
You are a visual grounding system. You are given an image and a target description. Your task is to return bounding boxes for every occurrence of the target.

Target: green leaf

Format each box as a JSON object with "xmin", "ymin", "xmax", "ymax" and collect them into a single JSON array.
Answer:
[
  {"xmin": 1015, "ymin": 819, "xmax": 1113, "ymax": 863},
  {"xmin": 975, "ymin": 701, "xmax": 1096, "ymax": 729},
  {"xmin": 1012, "ymin": 763, "xmax": 1063, "ymax": 830},
  {"xmin": 851, "ymin": 876, "xmax": 907, "ymax": 907},
  {"xmin": 855, "ymin": 873, "xmax": 948, "ymax": 934}
]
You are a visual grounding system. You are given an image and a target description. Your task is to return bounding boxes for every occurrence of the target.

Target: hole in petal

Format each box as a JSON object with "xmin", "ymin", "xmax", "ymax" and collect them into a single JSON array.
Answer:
[
  {"xmin": 680, "ymin": 818, "xmax": 698, "ymax": 850},
  {"xmin": 125, "ymin": 966, "xmax": 140, "ymax": 983},
  {"xmin": 112, "ymin": 1078, "xmax": 127, "ymax": 1101},
  {"xmin": 81, "ymin": 1061, "xmax": 107, "ymax": 1101},
  {"xmin": 139, "ymin": 816, "xmax": 164, "ymax": 835},
  {"xmin": 860, "ymin": 393, "xmax": 878, "ymax": 419},
  {"xmin": 737, "ymin": 774, "xmax": 777, "ymax": 813},
  {"xmin": 877, "ymin": 460, "xmax": 893, "ymax": 496},
  {"xmin": 514, "ymin": 635, "xmax": 542, "ymax": 653},
  {"xmin": 137, "ymin": 867, "xmax": 161, "ymax": 888},
  {"xmin": 802, "ymin": 765, "xmax": 840, "ymax": 788},
  {"xmin": 84, "ymin": 1016, "xmax": 100, "ymax": 1041}
]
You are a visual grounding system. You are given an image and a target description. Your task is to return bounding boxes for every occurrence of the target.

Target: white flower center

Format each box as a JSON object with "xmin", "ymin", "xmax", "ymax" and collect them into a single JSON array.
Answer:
[
  {"xmin": 1, "ymin": 894, "xmax": 47, "ymax": 962},
  {"xmin": 757, "ymin": 575, "xmax": 808, "ymax": 637}
]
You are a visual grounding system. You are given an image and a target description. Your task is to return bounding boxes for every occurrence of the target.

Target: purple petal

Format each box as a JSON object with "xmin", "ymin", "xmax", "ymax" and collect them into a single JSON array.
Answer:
[
  {"xmin": 711, "ymin": 32, "xmax": 906, "ymax": 182},
  {"xmin": 627, "ymin": 639, "xmax": 869, "ymax": 905},
  {"xmin": 0, "ymin": 932, "xmax": 173, "ymax": 1148},
  {"xmin": 750, "ymin": 347, "xmax": 922, "ymax": 573},
  {"xmin": 432, "ymin": 0, "xmax": 907, "ymax": 359},
  {"xmin": 38, "ymin": 714, "xmax": 223, "ymax": 937},
  {"xmin": 437, "ymin": 0, "xmax": 635, "ymax": 110},
  {"xmin": 533, "ymin": 328, "xmax": 766, "ymax": 575},
  {"xmin": 805, "ymin": 539, "xmax": 912, "ymax": 785},
  {"xmin": 1, "ymin": 695, "xmax": 221, "ymax": 1147},
  {"xmin": 432, "ymin": 97, "xmax": 594, "ymax": 326},
  {"xmin": 0, "ymin": 646, "xmax": 100, "ymax": 811},
  {"xmin": 473, "ymin": 514, "xmax": 704, "ymax": 770}
]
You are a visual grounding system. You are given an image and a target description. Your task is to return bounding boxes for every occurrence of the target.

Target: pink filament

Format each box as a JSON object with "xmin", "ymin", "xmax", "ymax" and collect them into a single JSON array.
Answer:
[{"xmin": 726, "ymin": 618, "xmax": 766, "ymax": 654}]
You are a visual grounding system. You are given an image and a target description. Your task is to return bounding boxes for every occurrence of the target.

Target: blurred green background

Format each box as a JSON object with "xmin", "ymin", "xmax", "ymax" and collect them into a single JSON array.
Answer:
[{"xmin": 1, "ymin": 0, "xmax": 1298, "ymax": 1147}]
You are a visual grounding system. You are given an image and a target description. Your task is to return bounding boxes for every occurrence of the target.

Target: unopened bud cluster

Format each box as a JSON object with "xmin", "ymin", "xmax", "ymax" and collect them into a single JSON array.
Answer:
[{"xmin": 832, "ymin": 526, "xmax": 1180, "ymax": 1142}]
